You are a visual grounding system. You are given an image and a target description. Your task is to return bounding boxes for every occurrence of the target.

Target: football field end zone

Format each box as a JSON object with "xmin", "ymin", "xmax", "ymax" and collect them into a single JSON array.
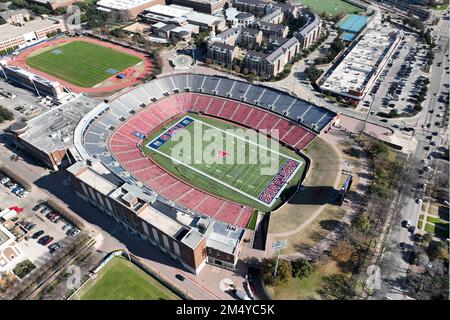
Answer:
[{"xmin": 145, "ymin": 115, "xmax": 303, "ymax": 208}]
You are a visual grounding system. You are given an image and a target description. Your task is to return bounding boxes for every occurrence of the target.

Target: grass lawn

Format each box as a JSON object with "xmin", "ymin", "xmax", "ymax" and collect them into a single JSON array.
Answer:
[
  {"xmin": 247, "ymin": 210, "xmax": 258, "ymax": 230},
  {"xmin": 77, "ymin": 257, "xmax": 180, "ymax": 300},
  {"xmin": 297, "ymin": 0, "xmax": 364, "ymax": 16},
  {"xmin": 269, "ymin": 137, "xmax": 341, "ymax": 233},
  {"xmin": 142, "ymin": 114, "xmax": 305, "ymax": 211},
  {"xmin": 270, "ymin": 261, "xmax": 341, "ymax": 299},
  {"xmin": 424, "ymin": 221, "xmax": 449, "ymax": 240},
  {"xmin": 26, "ymin": 40, "xmax": 141, "ymax": 87}
]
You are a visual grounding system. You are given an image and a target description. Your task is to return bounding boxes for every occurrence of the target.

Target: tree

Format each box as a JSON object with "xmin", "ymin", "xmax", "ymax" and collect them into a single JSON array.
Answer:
[
  {"xmin": 330, "ymin": 241, "xmax": 354, "ymax": 263},
  {"xmin": 427, "ymin": 241, "xmax": 449, "ymax": 261},
  {"xmin": 291, "ymin": 258, "xmax": 315, "ymax": 279},
  {"xmin": 205, "ymin": 57, "xmax": 213, "ymax": 65},
  {"xmin": 320, "ymin": 274, "xmax": 354, "ymax": 299},
  {"xmin": 261, "ymin": 257, "xmax": 292, "ymax": 286},
  {"xmin": 351, "ymin": 214, "xmax": 370, "ymax": 233},
  {"xmin": 232, "ymin": 64, "xmax": 241, "ymax": 73}
]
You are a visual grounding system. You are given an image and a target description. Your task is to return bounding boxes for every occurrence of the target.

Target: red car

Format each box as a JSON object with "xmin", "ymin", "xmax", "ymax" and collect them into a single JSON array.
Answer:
[{"xmin": 38, "ymin": 235, "xmax": 54, "ymax": 246}]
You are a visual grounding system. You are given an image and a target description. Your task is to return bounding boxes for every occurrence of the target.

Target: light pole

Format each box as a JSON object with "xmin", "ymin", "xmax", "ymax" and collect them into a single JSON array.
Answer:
[{"xmin": 359, "ymin": 93, "xmax": 375, "ymax": 138}]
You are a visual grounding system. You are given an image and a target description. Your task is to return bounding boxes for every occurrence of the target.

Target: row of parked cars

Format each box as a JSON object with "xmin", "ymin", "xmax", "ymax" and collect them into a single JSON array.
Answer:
[
  {"xmin": 0, "ymin": 174, "xmax": 28, "ymax": 198},
  {"xmin": 30, "ymin": 230, "xmax": 60, "ymax": 253},
  {"xmin": 33, "ymin": 203, "xmax": 81, "ymax": 237}
]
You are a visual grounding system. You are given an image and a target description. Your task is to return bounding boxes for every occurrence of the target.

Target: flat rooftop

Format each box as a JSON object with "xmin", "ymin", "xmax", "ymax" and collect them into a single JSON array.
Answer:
[
  {"xmin": 0, "ymin": 17, "xmax": 62, "ymax": 42},
  {"xmin": 320, "ymin": 26, "xmax": 400, "ymax": 97},
  {"xmin": 206, "ymin": 221, "xmax": 244, "ymax": 255},
  {"xmin": 96, "ymin": 0, "xmax": 160, "ymax": 10},
  {"xmin": 20, "ymin": 95, "xmax": 97, "ymax": 154},
  {"xmin": 145, "ymin": 4, "xmax": 193, "ymax": 18}
]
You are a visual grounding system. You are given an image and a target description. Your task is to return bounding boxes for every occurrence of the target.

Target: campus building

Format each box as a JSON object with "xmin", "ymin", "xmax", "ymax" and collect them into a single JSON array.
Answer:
[
  {"xmin": 0, "ymin": 16, "xmax": 66, "ymax": 53},
  {"xmin": 169, "ymin": 0, "xmax": 229, "ymax": 14},
  {"xmin": 208, "ymin": 26, "xmax": 262, "ymax": 49},
  {"xmin": 244, "ymin": 36, "xmax": 300, "ymax": 77},
  {"xmin": 140, "ymin": 4, "xmax": 227, "ymax": 33},
  {"xmin": 319, "ymin": 27, "xmax": 401, "ymax": 101},
  {"xmin": 96, "ymin": 0, "xmax": 166, "ymax": 19},
  {"xmin": 67, "ymin": 159, "xmax": 244, "ymax": 273},
  {"xmin": 206, "ymin": 42, "xmax": 238, "ymax": 66},
  {"xmin": 29, "ymin": 0, "xmax": 78, "ymax": 10},
  {"xmin": 293, "ymin": 9, "xmax": 322, "ymax": 49}
]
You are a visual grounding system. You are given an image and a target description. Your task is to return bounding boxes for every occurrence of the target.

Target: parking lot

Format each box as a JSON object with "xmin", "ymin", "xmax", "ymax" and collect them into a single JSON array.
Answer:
[
  {"xmin": 0, "ymin": 170, "xmax": 80, "ymax": 273},
  {"xmin": 367, "ymin": 32, "xmax": 431, "ymax": 119}
]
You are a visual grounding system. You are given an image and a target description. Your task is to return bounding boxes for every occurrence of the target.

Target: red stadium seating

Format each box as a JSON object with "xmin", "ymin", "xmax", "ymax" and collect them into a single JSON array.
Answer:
[{"xmin": 108, "ymin": 92, "xmax": 318, "ymax": 228}]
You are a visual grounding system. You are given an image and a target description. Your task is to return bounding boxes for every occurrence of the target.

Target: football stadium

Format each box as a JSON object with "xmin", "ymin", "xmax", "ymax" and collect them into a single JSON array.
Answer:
[
  {"xmin": 76, "ymin": 74, "xmax": 337, "ymax": 228},
  {"xmin": 7, "ymin": 37, "xmax": 153, "ymax": 94}
]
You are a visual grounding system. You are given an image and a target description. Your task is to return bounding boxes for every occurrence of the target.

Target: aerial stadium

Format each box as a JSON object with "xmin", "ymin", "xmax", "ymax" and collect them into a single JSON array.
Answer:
[{"xmin": 75, "ymin": 74, "xmax": 337, "ymax": 228}]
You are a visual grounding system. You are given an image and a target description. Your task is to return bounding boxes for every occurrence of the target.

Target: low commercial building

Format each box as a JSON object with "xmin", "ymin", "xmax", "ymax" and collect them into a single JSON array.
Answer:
[
  {"xmin": 319, "ymin": 28, "xmax": 401, "ymax": 101},
  {"xmin": 207, "ymin": 42, "xmax": 238, "ymax": 66},
  {"xmin": 96, "ymin": 0, "xmax": 165, "ymax": 20},
  {"xmin": 170, "ymin": 0, "xmax": 229, "ymax": 14},
  {"xmin": 0, "ymin": 16, "xmax": 66, "ymax": 53},
  {"xmin": 141, "ymin": 4, "xmax": 226, "ymax": 32}
]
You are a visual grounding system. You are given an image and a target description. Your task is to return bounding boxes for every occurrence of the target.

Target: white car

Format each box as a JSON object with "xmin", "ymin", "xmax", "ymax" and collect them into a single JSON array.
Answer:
[
  {"xmin": 416, "ymin": 199, "xmax": 423, "ymax": 205},
  {"xmin": 1, "ymin": 177, "xmax": 10, "ymax": 184}
]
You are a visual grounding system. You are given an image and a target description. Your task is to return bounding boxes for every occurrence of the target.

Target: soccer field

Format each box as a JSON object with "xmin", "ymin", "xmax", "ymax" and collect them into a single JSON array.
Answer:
[
  {"xmin": 77, "ymin": 257, "xmax": 180, "ymax": 300},
  {"xmin": 142, "ymin": 114, "xmax": 305, "ymax": 211},
  {"xmin": 25, "ymin": 40, "xmax": 142, "ymax": 87},
  {"xmin": 298, "ymin": 0, "xmax": 363, "ymax": 16}
]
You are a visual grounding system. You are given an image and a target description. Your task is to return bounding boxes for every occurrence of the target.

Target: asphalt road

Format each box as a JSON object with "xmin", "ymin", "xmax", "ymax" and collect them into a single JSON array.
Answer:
[{"xmin": 376, "ymin": 11, "xmax": 449, "ymax": 300}]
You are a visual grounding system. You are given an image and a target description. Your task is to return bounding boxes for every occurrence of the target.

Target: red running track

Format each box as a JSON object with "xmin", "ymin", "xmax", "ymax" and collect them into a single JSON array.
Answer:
[{"xmin": 7, "ymin": 37, "xmax": 153, "ymax": 95}]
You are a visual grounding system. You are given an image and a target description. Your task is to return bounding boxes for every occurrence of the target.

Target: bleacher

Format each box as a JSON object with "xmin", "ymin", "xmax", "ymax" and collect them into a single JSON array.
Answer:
[{"xmin": 78, "ymin": 74, "xmax": 337, "ymax": 228}]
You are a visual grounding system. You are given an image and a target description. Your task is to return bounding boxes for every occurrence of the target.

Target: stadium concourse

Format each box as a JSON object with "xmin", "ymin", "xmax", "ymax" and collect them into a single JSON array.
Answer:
[{"xmin": 75, "ymin": 74, "xmax": 337, "ymax": 228}]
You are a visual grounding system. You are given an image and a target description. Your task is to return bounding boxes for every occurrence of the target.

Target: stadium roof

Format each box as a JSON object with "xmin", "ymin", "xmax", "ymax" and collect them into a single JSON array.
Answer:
[{"xmin": 19, "ymin": 95, "xmax": 97, "ymax": 154}]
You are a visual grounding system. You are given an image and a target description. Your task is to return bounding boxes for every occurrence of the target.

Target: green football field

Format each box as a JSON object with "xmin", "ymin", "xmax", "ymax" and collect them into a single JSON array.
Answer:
[
  {"xmin": 297, "ymin": 0, "xmax": 364, "ymax": 16},
  {"xmin": 76, "ymin": 257, "xmax": 180, "ymax": 300},
  {"xmin": 142, "ymin": 114, "xmax": 305, "ymax": 211},
  {"xmin": 25, "ymin": 41, "xmax": 142, "ymax": 88}
]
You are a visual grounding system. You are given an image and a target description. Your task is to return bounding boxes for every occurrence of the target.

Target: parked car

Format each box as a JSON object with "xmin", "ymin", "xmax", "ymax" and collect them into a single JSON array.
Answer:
[
  {"xmin": 32, "ymin": 230, "xmax": 44, "ymax": 239},
  {"xmin": 38, "ymin": 235, "xmax": 54, "ymax": 246},
  {"xmin": 24, "ymin": 222, "xmax": 36, "ymax": 231},
  {"xmin": 67, "ymin": 228, "xmax": 80, "ymax": 237},
  {"xmin": 62, "ymin": 223, "xmax": 73, "ymax": 231},
  {"xmin": 32, "ymin": 204, "xmax": 42, "ymax": 211},
  {"xmin": 1, "ymin": 177, "xmax": 10, "ymax": 184},
  {"xmin": 49, "ymin": 243, "xmax": 61, "ymax": 254},
  {"xmin": 175, "ymin": 274, "xmax": 185, "ymax": 281}
]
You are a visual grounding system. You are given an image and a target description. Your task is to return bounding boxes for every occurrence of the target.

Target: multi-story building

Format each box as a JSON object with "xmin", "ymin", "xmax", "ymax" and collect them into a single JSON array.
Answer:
[
  {"xmin": 294, "ymin": 10, "xmax": 322, "ymax": 49},
  {"xmin": 208, "ymin": 26, "xmax": 262, "ymax": 49},
  {"xmin": 169, "ymin": 0, "xmax": 229, "ymax": 14},
  {"xmin": 234, "ymin": 0, "xmax": 300, "ymax": 20},
  {"xmin": 67, "ymin": 159, "xmax": 245, "ymax": 273},
  {"xmin": 252, "ymin": 20, "xmax": 288, "ymax": 38},
  {"xmin": 225, "ymin": 8, "xmax": 255, "ymax": 27},
  {"xmin": 207, "ymin": 42, "xmax": 238, "ymax": 66},
  {"xmin": 0, "ymin": 16, "xmax": 66, "ymax": 53},
  {"xmin": 260, "ymin": 8, "xmax": 283, "ymax": 24},
  {"xmin": 245, "ymin": 36, "xmax": 299, "ymax": 77}
]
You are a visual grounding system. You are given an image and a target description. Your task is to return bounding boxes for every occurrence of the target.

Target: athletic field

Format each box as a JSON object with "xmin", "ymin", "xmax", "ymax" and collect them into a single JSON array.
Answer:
[
  {"xmin": 25, "ymin": 40, "xmax": 142, "ymax": 87},
  {"xmin": 142, "ymin": 114, "xmax": 305, "ymax": 211},
  {"xmin": 76, "ymin": 257, "xmax": 180, "ymax": 300},
  {"xmin": 298, "ymin": 0, "xmax": 363, "ymax": 16}
]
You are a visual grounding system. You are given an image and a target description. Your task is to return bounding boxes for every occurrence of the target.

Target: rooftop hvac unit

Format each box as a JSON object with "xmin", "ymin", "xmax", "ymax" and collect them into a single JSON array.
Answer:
[{"xmin": 173, "ymin": 88, "xmax": 180, "ymax": 93}]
